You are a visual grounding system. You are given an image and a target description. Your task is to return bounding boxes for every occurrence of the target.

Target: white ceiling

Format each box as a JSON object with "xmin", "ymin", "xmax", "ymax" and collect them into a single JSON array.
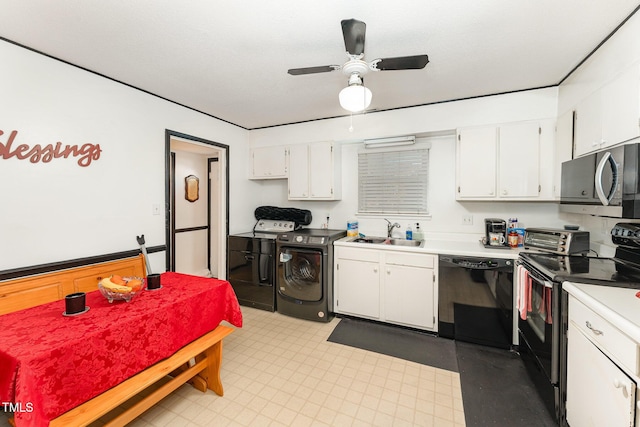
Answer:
[{"xmin": 2, "ymin": 1, "xmax": 639, "ymax": 129}]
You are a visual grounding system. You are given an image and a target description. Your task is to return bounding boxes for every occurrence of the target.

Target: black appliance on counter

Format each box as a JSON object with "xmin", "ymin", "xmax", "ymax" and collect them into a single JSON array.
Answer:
[
  {"xmin": 483, "ymin": 218, "xmax": 509, "ymax": 248},
  {"xmin": 517, "ymin": 223, "xmax": 640, "ymax": 424},
  {"xmin": 561, "ymin": 142, "xmax": 640, "ymax": 218},
  {"xmin": 438, "ymin": 255, "xmax": 515, "ymax": 349},
  {"xmin": 227, "ymin": 206, "xmax": 312, "ymax": 312}
]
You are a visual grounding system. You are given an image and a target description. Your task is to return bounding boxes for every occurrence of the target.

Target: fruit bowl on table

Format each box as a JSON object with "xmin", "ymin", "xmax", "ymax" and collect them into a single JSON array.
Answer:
[{"xmin": 98, "ymin": 276, "xmax": 145, "ymax": 303}]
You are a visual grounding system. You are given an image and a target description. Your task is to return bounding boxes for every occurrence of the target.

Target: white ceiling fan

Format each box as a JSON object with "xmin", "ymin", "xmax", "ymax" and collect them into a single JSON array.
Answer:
[{"xmin": 288, "ymin": 19, "xmax": 430, "ymax": 112}]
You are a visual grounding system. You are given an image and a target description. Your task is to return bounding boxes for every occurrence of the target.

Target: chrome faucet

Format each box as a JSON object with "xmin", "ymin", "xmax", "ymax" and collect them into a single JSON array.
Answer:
[{"xmin": 384, "ymin": 218, "xmax": 401, "ymax": 238}]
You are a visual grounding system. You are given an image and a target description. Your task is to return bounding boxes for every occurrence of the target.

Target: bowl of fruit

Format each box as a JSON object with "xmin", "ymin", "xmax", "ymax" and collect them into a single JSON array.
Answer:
[{"xmin": 98, "ymin": 275, "xmax": 145, "ymax": 303}]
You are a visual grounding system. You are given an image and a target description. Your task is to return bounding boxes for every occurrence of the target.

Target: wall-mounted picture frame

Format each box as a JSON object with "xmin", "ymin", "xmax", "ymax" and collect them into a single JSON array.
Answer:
[{"xmin": 185, "ymin": 175, "xmax": 199, "ymax": 202}]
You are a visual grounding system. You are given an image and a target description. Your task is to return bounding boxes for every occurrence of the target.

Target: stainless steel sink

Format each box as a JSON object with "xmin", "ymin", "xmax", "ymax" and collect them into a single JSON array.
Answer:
[
  {"xmin": 388, "ymin": 239, "xmax": 423, "ymax": 247},
  {"xmin": 352, "ymin": 237, "xmax": 423, "ymax": 247},
  {"xmin": 352, "ymin": 236, "xmax": 387, "ymax": 244}
]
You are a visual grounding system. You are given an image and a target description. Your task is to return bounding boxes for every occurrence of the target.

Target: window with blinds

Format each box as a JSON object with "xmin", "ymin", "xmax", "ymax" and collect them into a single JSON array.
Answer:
[{"xmin": 358, "ymin": 147, "xmax": 429, "ymax": 214}]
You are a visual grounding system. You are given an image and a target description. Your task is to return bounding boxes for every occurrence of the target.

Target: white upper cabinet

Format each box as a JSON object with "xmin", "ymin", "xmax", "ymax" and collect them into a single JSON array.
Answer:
[
  {"xmin": 288, "ymin": 141, "xmax": 341, "ymax": 200},
  {"xmin": 457, "ymin": 120, "xmax": 553, "ymax": 201},
  {"xmin": 574, "ymin": 90, "xmax": 603, "ymax": 156},
  {"xmin": 287, "ymin": 144, "xmax": 309, "ymax": 197},
  {"xmin": 249, "ymin": 145, "xmax": 288, "ymax": 179},
  {"xmin": 602, "ymin": 64, "xmax": 640, "ymax": 148},
  {"xmin": 456, "ymin": 126, "xmax": 497, "ymax": 199},
  {"xmin": 498, "ymin": 122, "xmax": 540, "ymax": 198},
  {"xmin": 574, "ymin": 63, "xmax": 640, "ymax": 157}
]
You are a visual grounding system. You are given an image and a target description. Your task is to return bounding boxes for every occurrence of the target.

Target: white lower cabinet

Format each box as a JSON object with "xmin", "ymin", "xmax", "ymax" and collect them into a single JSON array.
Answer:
[
  {"xmin": 335, "ymin": 257, "xmax": 380, "ymax": 319},
  {"xmin": 566, "ymin": 296, "xmax": 638, "ymax": 426},
  {"xmin": 383, "ymin": 253, "xmax": 435, "ymax": 329},
  {"xmin": 334, "ymin": 245, "xmax": 437, "ymax": 331}
]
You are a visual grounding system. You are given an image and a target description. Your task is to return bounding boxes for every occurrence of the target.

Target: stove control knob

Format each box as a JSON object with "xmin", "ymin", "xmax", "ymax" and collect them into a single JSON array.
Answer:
[{"xmin": 295, "ymin": 236, "xmax": 303, "ymax": 243}]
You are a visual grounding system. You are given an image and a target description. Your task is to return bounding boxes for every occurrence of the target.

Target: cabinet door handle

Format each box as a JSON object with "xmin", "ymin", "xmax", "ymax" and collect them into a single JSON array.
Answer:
[
  {"xmin": 387, "ymin": 269, "xmax": 390, "ymax": 275},
  {"xmin": 613, "ymin": 378, "xmax": 629, "ymax": 396},
  {"xmin": 585, "ymin": 321, "xmax": 604, "ymax": 336},
  {"xmin": 373, "ymin": 268, "xmax": 378, "ymax": 273}
]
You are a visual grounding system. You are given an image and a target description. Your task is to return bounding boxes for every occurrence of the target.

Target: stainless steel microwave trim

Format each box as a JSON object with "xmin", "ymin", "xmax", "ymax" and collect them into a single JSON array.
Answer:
[
  {"xmin": 594, "ymin": 151, "xmax": 619, "ymax": 206},
  {"xmin": 560, "ymin": 142, "xmax": 640, "ymax": 218},
  {"xmin": 559, "ymin": 203, "xmax": 623, "ymax": 217}
]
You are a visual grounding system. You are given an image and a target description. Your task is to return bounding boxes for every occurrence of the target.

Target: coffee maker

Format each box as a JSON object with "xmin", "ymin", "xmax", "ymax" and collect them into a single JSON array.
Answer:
[{"xmin": 484, "ymin": 218, "xmax": 507, "ymax": 247}]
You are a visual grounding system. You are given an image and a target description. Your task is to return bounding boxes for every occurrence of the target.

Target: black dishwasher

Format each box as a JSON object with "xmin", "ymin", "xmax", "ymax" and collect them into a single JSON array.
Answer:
[{"xmin": 438, "ymin": 255, "xmax": 514, "ymax": 349}]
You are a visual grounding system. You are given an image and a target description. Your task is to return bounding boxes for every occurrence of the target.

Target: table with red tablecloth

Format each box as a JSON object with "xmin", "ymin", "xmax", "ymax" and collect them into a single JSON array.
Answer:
[{"xmin": 0, "ymin": 272, "xmax": 243, "ymax": 427}]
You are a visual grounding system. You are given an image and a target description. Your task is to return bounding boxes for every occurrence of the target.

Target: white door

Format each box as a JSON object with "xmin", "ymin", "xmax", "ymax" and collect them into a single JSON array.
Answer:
[
  {"xmin": 170, "ymin": 136, "xmax": 226, "ymax": 279},
  {"xmin": 383, "ymin": 264, "xmax": 435, "ymax": 329},
  {"xmin": 456, "ymin": 126, "xmax": 497, "ymax": 198},
  {"xmin": 288, "ymin": 144, "xmax": 309, "ymax": 198},
  {"xmin": 566, "ymin": 321, "xmax": 636, "ymax": 427},
  {"xmin": 498, "ymin": 122, "xmax": 540, "ymax": 198},
  {"xmin": 335, "ymin": 258, "xmax": 380, "ymax": 319},
  {"xmin": 309, "ymin": 142, "xmax": 334, "ymax": 198},
  {"xmin": 174, "ymin": 150, "xmax": 210, "ymax": 276}
]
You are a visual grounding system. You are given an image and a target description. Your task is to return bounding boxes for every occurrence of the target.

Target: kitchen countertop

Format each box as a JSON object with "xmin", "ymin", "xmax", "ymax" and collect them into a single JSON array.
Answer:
[
  {"xmin": 563, "ymin": 282, "xmax": 640, "ymax": 344},
  {"xmin": 335, "ymin": 236, "xmax": 521, "ymax": 259}
]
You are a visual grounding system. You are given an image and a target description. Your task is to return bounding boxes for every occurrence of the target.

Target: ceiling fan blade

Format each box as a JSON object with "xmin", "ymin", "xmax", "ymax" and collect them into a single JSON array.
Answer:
[
  {"xmin": 375, "ymin": 54, "xmax": 430, "ymax": 70},
  {"xmin": 341, "ymin": 19, "xmax": 366, "ymax": 56},
  {"xmin": 287, "ymin": 65, "xmax": 339, "ymax": 76}
]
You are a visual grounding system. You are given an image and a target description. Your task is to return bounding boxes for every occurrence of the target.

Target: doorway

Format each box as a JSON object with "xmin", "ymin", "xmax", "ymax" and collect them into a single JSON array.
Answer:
[{"xmin": 165, "ymin": 130, "xmax": 229, "ymax": 278}]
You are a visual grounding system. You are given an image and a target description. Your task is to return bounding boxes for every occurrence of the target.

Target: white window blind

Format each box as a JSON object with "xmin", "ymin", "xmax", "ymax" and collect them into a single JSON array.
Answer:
[{"xmin": 358, "ymin": 147, "xmax": 429, "ymax": 214}]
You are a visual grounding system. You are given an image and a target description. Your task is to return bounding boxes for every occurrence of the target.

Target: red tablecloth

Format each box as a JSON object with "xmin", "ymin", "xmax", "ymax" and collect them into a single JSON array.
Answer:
[{"xmin": 0, "ymin": 272, "xmax": 243, "ymax": 427}]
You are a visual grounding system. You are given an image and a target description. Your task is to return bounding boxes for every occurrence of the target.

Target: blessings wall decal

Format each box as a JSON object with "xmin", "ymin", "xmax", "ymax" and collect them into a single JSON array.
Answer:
[{"xmin": 0, "ymin": 129, "xmax": 102, "ymax": 167}]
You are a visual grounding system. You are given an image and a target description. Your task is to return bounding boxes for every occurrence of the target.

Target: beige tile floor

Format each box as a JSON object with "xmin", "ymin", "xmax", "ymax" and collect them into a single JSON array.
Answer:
[
  {"xmin": 129, "ymin": 307, "xmax": 465, "ymax": 427},
  {"xmin": 3, "ymin": 307, "xmax": 466, "ymax": 427}
]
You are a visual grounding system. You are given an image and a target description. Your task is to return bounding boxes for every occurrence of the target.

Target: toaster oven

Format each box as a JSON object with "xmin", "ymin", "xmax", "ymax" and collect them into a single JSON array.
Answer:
[{"xmin": 523, "ymin": 228, "xmax": 590, "ymax": 255}]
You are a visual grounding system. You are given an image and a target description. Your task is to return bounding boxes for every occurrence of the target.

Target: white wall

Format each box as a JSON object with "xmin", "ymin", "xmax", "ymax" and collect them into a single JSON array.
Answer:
[
  {"xmin": 0, "ymin": 40, "xmax": 255, "ymax": 270},
  {"xmin": 248, "ymin": 87, "xmax": 575, "ymax": 240}
]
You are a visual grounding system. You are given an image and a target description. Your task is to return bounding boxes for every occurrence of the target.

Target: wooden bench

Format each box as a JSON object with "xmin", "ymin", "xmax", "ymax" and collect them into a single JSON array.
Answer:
[{"xmin": 0, "ymin": 255, "xmax": 234, "ymax": 427}]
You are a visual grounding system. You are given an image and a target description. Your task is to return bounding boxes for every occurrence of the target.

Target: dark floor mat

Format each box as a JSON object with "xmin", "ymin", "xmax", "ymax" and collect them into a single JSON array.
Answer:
[
  {"xmin": 327, "ymin": 317, "xmax": 458, "ymax": 372},
  {"xmin": 456, "ymin": 341, "xmax": 557, "ymax": 427}
]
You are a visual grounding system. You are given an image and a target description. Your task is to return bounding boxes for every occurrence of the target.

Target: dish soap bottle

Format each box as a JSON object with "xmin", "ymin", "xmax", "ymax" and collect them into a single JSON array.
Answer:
[
  {"xmin": 406, "ymin": 224, "xmax": 413, "ymax": 240},
  {"xmin": 414, "ymin": 223, "xmax": 423, "ymax": 241}
]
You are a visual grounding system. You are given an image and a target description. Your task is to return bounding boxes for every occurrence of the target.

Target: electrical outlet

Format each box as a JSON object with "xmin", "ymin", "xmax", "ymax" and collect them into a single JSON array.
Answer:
[{"xmin": 462, "ymin": 215, "xmax": 473, "ymax": 225}]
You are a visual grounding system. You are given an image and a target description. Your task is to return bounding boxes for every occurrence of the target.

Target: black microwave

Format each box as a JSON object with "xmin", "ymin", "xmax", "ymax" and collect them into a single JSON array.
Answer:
[{"xmin": 560, "ymin": 143, "xmax": 640, "ymax": 218}]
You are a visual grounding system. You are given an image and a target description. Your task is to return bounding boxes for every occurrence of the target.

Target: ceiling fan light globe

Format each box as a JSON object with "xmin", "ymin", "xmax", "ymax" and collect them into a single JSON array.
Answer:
[{"xmin": 339, "ymin": 85, "xmax": 372, "ymax": 112}]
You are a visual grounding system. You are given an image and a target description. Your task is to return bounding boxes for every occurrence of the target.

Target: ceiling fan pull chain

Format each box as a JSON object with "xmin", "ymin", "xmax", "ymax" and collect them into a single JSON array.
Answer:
[{"xmin": 349, "ymin": 112, "xmax": 354, "ymax": 132}]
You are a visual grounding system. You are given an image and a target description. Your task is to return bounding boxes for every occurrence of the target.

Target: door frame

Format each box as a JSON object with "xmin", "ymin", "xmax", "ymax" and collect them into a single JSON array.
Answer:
[{"xmin": 165, "ymin": 129, "xmax": 229, "ymax": 276}]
